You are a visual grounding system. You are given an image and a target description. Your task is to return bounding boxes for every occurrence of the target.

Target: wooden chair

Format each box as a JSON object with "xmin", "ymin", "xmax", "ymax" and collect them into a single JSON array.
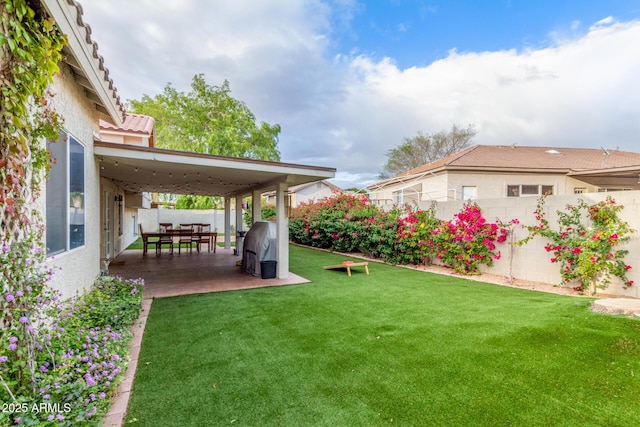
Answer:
[
  {"xmin": 139, "ymin": 224, "xmax": 158, "ymax": 255},
  {"xmin": 178, "ymin": 225, "xmax": 193, "ymax": 254},
  {"xmin": 156, "ymin": 223, "xmax": 174, "ymax": 255},
  {"xmin": 192, "ymin": 223, "xmax": 211, "ymax": 252}
]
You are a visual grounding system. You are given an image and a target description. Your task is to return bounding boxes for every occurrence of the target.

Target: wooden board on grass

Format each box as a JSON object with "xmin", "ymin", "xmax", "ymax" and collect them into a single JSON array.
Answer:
[{"xmin": 323, "ymin": 261, "xmax": 369, "ymax": 277}]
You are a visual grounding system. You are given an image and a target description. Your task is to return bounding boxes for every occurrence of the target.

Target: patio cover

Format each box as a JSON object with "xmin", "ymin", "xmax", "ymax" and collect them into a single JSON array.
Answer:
[
  {"xmin": 94, "ymin": 142, "xmax": 335, "ymax": 197},
  {"xmin": 94, "ymin": 142, "xmax": 336, "ymax": 279}
]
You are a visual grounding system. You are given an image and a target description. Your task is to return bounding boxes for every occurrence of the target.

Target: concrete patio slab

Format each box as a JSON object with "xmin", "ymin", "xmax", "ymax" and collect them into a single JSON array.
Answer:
[{"xmin": 591, "ymin": 298, "xmax": 640, "ymax": 317}]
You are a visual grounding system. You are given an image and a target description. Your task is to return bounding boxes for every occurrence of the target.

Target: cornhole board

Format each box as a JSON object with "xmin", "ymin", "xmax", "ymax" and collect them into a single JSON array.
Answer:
[{"xmin": 323, "ymin": 261, "xmax": 369, "ymax": 277}]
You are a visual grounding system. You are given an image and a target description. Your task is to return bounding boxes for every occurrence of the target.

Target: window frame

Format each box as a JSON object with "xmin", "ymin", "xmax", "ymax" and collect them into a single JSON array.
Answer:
[
  {"xmin": 506, "ymin": 184, "xmax": 554, "ymax": 198},
  {"xmin": 461, "ymin": 186, "xmax": 477, "ymax": 201},
  {"xmin": 46, "ymin": 130, "xmax": 86, "ymax": 256}
]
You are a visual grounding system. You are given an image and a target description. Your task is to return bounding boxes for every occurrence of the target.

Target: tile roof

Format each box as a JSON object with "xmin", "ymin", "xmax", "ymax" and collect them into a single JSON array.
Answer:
[
  {"xmin": 60, "ymin": 0, "xmax": 127, "ymax": 120},
  {"xmin": 371, "ymin": 145, "xmax": 640, "ymax": 188},
  {"xmin": 100, "ymin": 114, "xmax": 155, "ymax": 135},
  {"xmin": 403, "ymin": 145, "xmax": 640, "ymax": 175}
]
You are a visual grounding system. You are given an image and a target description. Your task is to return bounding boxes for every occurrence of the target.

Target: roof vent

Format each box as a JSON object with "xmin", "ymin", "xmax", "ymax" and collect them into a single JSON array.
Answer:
[{"xmin": 545, "ymin": 149, "xmax": 561, "ymax": 155}]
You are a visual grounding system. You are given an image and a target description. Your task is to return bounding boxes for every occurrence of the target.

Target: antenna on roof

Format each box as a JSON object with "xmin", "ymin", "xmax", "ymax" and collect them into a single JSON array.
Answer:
[{"xmin": 601, "ymin": 147, "xmax": 611, "ymax": 168}]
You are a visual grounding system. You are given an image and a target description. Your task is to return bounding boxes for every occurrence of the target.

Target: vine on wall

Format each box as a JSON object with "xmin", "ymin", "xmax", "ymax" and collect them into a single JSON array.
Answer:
[
  {"xmin": 1, "ymin": 0, "xmax": 65, "ymax": 243},
  {"xmin": 1, "ymin": 0, "xmax": 66, "ymax": 398}
]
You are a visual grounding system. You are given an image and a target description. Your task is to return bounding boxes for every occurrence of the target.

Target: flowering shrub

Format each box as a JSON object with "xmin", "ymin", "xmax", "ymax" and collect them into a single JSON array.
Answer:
[
  {"xmin": 0, "ymin": 275, "xmax": 144, "ymax": 425},
  {"xmin": 289, "ymin": 192, "xmax": 379, "ymax": 252},
  {"xmin": 394, "ymin": 205, "xmax": 441, "ymax": 265},
  {"xmin": 431, "ymin": 203, "xmax": 510, "ymax": 274},
  {"xmin": 290, "ymin": 194, "xmax": 512, "ymax": 274},
  {"xmin": 520, "ymin": 196, "xmax": 634, "ymax": 295}
]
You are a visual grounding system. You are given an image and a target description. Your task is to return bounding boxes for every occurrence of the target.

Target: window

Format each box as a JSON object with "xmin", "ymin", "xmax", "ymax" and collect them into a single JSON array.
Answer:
[
  {"xmin": 46, "ymin": 131, "xmax": 85, "ymax": 256},
  {"xmin": 574, "ymin": 188, "xmax": 586, "ymax": 194},
  {"xmin": 394, "ymin": 190, "xmax": 404, "ymax": 204},
  {"xmin": 461, "ymin": 186, "xmax": 477, "ymax": 200},
  {"xmin": 507, "ymin": 184, "xmax": 554, "ymax": 197}
]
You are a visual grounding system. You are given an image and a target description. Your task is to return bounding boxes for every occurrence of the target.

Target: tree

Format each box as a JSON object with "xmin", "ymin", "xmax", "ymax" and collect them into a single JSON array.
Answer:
[
  {"xmin": 380, "ymin": 124, "xmax": 477, "ymax": 178},
  {"xmin": 130, "ymin": 74, "xmax": 281, "ymax": 161},
  {"xmin": 174, "ymin": 194, "xmax": 221, "ymax": 210}
]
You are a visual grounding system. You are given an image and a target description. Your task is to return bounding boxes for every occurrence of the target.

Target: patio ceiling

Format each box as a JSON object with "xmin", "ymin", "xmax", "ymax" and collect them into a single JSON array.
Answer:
[{"xmin": 94, "ymin": 142, "xmax": 336, "ymax": 197}]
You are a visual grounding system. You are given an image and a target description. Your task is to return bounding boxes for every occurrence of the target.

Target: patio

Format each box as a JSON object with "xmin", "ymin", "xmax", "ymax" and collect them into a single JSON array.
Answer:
[{"xmin": 107, "ymin": 247, "xmax": 310, "ymax": 299}]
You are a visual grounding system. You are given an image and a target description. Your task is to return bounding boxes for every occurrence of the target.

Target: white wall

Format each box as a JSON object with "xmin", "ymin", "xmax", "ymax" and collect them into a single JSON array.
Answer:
[
  {"xmin": 137, "ymin": 208, "xmax": 235, "ymax": 234},
  {"xmin": 421, "ymin": 191, "xmax": 640, "ymax": 297},
  {"xmin": 42, "ymin": 64, "xmax": 103, "ymax": 298}
]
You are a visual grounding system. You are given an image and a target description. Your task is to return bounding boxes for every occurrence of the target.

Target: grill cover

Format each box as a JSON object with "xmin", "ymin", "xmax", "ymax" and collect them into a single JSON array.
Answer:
[{"xmin": 242, "ymin": 221, "xmax": 277, "ymax": 276}]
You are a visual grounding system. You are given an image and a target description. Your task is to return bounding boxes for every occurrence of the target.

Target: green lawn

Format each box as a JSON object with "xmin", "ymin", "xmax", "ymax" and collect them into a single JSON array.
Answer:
[{"xmin": 125, "ymin": 245, "xmax": 640, "ymax": 426}]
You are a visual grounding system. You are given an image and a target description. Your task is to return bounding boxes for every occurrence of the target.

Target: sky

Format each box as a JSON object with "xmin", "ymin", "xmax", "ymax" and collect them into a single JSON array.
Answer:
[{"xmin": 79, "ymin": 0, "xmax": 640, "ymax": 190}]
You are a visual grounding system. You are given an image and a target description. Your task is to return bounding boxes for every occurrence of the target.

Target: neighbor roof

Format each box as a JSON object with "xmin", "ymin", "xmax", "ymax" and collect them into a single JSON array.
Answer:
[{"xmin": 370, "ymin": 145, "xmax": 640, "ymax": 189}]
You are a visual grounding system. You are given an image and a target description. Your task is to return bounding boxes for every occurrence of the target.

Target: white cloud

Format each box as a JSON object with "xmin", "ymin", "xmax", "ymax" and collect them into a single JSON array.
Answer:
[{"xmin": 80, "ymin": 2, "xmax": 640, "ymax": 189}]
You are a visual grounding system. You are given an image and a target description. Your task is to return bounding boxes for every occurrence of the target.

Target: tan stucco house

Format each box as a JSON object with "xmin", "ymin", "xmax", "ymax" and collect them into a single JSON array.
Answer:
[
  {"xmin": 263, "ymin": 180, "xmax": 342, "ymax": 208},
  {"xmin": 368, "ymin": 145, "xmax": 640, "ymax": 207},
  {"xmin": 39, "ymin": 0, "xmax": 335, "ymax": 297}
]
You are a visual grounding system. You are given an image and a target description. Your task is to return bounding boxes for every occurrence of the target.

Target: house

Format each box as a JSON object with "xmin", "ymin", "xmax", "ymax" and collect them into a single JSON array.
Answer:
[
  {"xmin": 368, "ymin": 145, "xmax": 640, "ymax": 207},
  {"xmin": 263, "ymin": 180, "xmax": 342, "ymax": 207},
  {"xmin": 38, "ymin": 0, "xmax": 334, "ymax": 297}
]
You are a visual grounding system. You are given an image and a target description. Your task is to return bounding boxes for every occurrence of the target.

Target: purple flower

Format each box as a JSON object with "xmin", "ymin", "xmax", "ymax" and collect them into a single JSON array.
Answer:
[
  {"xmin": 84, "ymin": 373, "xmax": 97, "ymax": 386},
  {"xmin": 5, "ymin": 294, "xmax": 14, "ymax": 302},
  {"xmin": 19, "ymin": 316, "xmax": 28, "ymax": 324},
  {"xmin": 9, "ymin": 344, "xmax": 17, "ymax": 351},
  {"xmin": 9, "ymin": 337, "xmax": 18, "ymax": 343},
  {"xmin": 1, "ymin": 245, "xmax": 9, "ymax": 252},
  {"xmin": 0, "ymin": 356, "xmax": 8, "ymax": 363}
]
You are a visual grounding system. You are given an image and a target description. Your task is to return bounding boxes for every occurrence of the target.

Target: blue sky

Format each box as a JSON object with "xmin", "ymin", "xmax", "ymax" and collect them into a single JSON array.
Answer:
[
  {"xmin": 338, "ymin": 1, "xmax": 639, "ymax": 66},
  {"xmin": 81, "ymin": 0, "xmax": 640, "ymax": 189}
]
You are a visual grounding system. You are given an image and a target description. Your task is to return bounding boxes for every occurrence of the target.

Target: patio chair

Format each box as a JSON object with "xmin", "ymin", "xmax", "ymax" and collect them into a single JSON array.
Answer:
[
  {"xmin": 178, "ymin": 225, "xmax": 193, "ymax": 254},
  {"xmin": 156, "ymin": 223, "xmax": 174, "ymax": 255},
  {"xmin": 191, "ymin": 223, "xmax": 211, "ymax": 252},
  {"xmin": 139, "ymin": 224, "xmax": 159, "ymax": 255}
]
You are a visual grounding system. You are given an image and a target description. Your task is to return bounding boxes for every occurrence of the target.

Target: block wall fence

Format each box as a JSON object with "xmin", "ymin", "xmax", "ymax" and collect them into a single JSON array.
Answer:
[{"xmin": 420, "ymin": 191, "xmax": 640, "ymax": 298}]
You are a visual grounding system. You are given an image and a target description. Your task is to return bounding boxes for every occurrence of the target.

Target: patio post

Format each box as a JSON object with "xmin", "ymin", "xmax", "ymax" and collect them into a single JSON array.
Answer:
[
  {"xmin": 224, "ymin": 197, "xmax": 231, "ymax": 249},
  {"xmin": 252, "ymin": 190, "xmax": 262, "ymax": 224},
  {"xmin": 275, "ymin": 182, "xmax": 289, "ymax": 278},
  {"xmin": 235, "ymin": 196, "xmax": 244, "ymax": 235}
]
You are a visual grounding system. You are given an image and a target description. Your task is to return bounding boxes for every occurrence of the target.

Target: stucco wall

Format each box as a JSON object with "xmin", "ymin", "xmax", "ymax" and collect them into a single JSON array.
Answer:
[
  {"xmin": 293, "ymin": 183, "xmax": 336, "ymax": 206},
  {"xmin": 372, "ymin": 171, "xmax": 602, "ymax": 204},
  {"xmin": 42, "ymin": 64, "xmax": 102, "ymax": 298},
  {"xmin": 421, "ymin": 191, "xmax": 640, "ymax": 298}
]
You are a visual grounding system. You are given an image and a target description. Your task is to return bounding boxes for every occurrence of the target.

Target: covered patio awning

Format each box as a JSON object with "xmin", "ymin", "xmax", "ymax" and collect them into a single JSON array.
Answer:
[
  {"xmin": 569, "ymin": 165, "xmax": 640, "ymax": 190},
  {"xmin": 95, "ymin": 141, "xmax": 336, "ymax": 279},
  {"xmin": 94, "ymin": 142, "xmax": 336, "ymax": 196}
]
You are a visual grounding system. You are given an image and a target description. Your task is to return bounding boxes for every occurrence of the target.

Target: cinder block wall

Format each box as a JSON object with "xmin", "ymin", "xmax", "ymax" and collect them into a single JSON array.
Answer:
[
  {"xmin": 420, "ymin": 191, "xmax": 640, "ymax": 298},
  {"xmin": 138, "ymin": 209, "xmax": 235, "ymax": 233}
]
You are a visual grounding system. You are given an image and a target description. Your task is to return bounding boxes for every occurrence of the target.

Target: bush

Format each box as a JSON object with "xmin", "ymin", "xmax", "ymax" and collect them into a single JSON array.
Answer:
[
  {"xmin": 289, "ymin": 194, "xmax": 512, "ymax": 274},
  {"xmin": 0, "ymin": 275, "xmax": 144, "ymax": 426},
  {"xmin": 520, "ymin": 196, "xmax": 634, "ymax": 295}
]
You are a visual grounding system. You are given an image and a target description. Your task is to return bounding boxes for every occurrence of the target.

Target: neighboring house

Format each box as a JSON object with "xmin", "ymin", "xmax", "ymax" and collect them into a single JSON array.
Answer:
[
  {"xmin": 38, "ymin": 0, "xmax": 334, "ymax": 297},
  {"xmin": 263, "ymin": 180, "xmax": 342, "ymax": 207},
  {"xmin": 368, "ymin": 145, "xmax": 640, "ymax": 207}
]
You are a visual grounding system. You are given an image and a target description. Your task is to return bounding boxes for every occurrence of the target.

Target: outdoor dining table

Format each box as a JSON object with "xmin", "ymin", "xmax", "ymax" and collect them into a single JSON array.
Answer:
[{"xmin": 141, "ymin": 230, "xmax": 218, "ymax": 255}]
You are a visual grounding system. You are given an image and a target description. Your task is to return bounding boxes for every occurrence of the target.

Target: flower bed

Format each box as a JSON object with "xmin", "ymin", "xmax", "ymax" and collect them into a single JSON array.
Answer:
[{"xmin": 1, "ymin": 275, "xmax": 144, "ymax": 426}]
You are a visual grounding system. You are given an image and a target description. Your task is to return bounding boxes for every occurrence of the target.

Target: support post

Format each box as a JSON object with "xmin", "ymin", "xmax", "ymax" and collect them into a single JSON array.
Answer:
[
  {"xmin": 252, "ymin": 190, "xmax": 262, "ymax": 224},
  {"xmin": 224, "ymin": 197, "xmax": 231, "ymax": 249},
  {"xmin": 275, "ymin": 182, "xmax": 289, "ymax": 278}
]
